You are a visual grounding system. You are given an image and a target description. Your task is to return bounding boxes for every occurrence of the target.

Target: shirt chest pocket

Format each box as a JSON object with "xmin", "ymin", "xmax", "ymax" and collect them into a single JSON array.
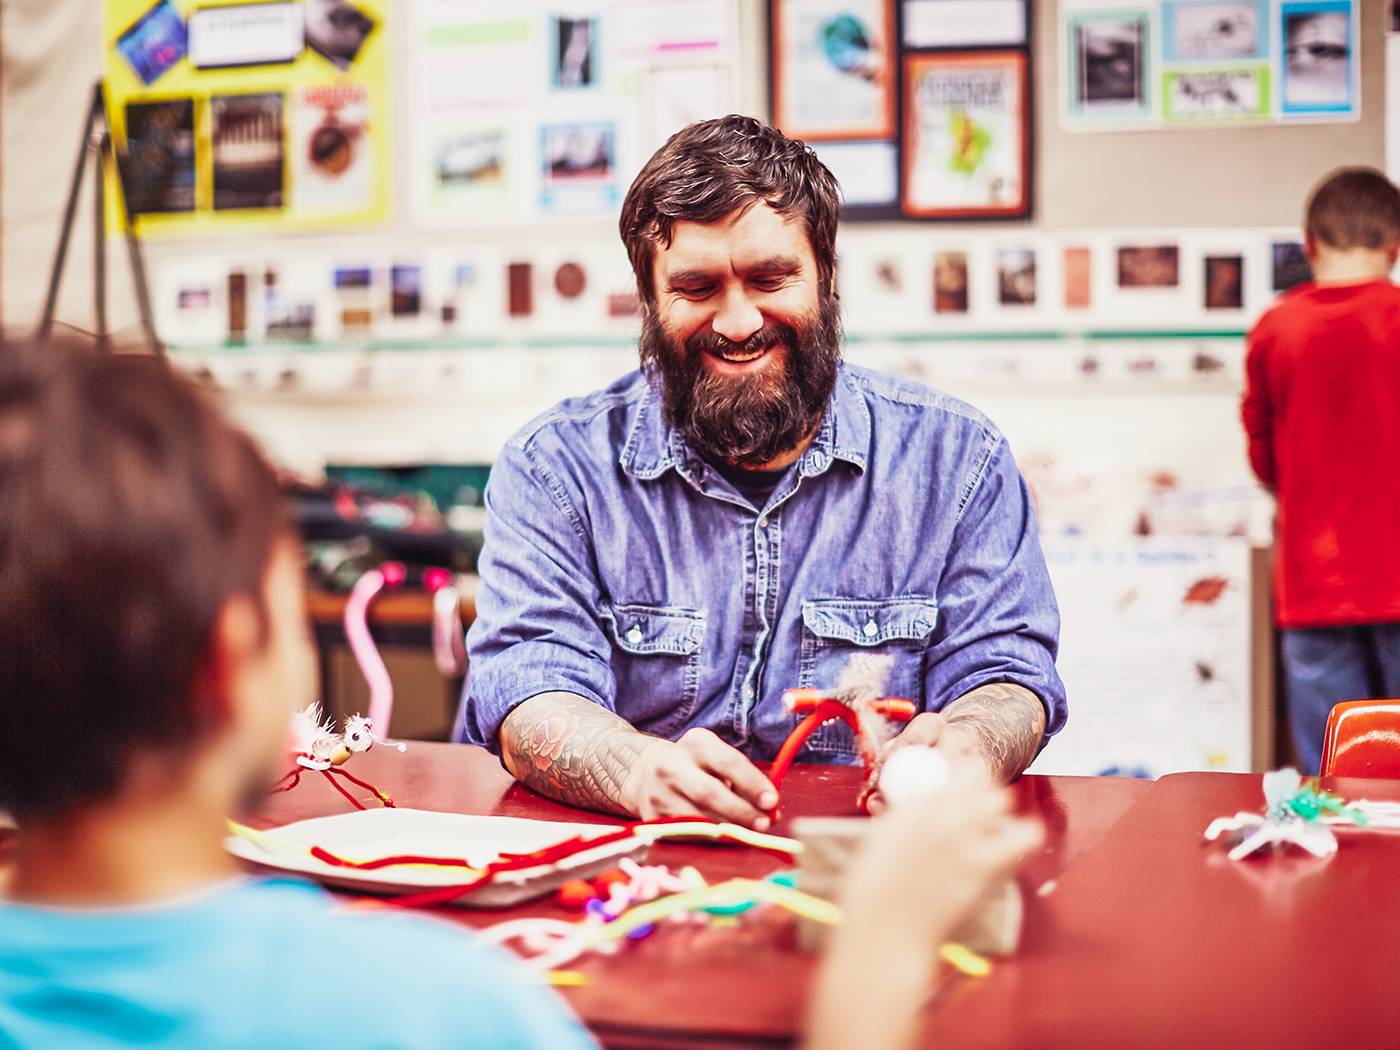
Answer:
[
  {"xmin": 796, "ymin": 597, "xmax": 939, "ymax": 758},
  {"xmin": 601, "ymin": 602, "xmax": 706, "ymax": 739}
]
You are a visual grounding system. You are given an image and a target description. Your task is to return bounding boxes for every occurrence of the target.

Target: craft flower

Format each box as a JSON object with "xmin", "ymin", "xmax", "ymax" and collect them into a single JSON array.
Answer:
[{"xmin": 529, "ymin": 710, "xmax": 580, "ymax": 770}]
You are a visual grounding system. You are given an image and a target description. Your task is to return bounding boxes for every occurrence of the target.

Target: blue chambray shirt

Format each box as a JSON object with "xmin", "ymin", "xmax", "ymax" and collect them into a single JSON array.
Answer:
[{"xmin": 455, "ymin": 363, "xmax": 1066, "ymax": 762}]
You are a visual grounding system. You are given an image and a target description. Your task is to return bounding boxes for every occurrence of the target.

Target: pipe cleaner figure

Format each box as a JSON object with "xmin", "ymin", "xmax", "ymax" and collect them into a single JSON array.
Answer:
[
  {"xmin": 272, "ymin": 703, "xmax": 405, "ymax": 810},
  {"xmin": 767, "ymin": 654, "xmax": 917, "ymax": 811},
  {"xmin": 1203, "ymin": 768, "xmax": 1367, "ymax": 861}
]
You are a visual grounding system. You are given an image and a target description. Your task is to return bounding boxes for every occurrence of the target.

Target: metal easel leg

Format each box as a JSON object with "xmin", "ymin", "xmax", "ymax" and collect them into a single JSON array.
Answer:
[{"xmin": 37, "ymin": 83, "xmax": 103, "ymax": 342}]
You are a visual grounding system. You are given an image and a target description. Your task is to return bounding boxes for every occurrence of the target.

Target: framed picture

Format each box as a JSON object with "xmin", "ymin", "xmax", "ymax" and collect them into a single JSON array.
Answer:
[
  {"xmin": 1162, "ymin": 1, "xmax": 1267, "ymax": 62},
  {"xmin": 1067, "ymin": 10, "xmax": 1151, "ymax": 119},
  {"xmin": 771, "ymin": 0, "xmax": 898, "ymax": 141},
  {"xmin": 902, "ymin": 50, "xmax": 1030, "ymax": 219},
  {"xmin": 1280, "ymin": 1, "xmax": 1357, "ymax": 117},
  {"xmin": 902, "ymin": 0, "xmax": 1028, "ymax": 49}
]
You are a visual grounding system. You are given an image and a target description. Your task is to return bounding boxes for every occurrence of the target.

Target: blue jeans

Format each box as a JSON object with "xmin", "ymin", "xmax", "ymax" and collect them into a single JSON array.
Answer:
[{"xmin": 1280, "ymin": 623, "xmax": 1400, "ymax": 774}]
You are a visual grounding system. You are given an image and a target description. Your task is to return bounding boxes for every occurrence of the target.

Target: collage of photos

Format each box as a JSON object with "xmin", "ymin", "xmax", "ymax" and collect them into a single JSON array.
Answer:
[
  {"xmin": 104, "ymin": 0, "xmax": 386, "ymax": 231},
  {"xmin": 772, "ymin": 0, "xmax": 1033, "ymax": 220},
  {"xmin": 411, "ymin": 0, "xmax": 741, "ymax": 227},
  {"xmin": 1062, "ymin": 0, "xmax": 1359, "ymax": 130}
]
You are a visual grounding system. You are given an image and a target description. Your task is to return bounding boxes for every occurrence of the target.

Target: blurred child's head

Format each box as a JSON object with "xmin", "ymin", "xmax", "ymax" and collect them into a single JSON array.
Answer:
[
  {"xmin": 1304, "ymin": 167, "xmax": 1400, "ymax": 274},
  {"xmin": 0, "ymin": 336, "xmax": 314, "ymax": 826}
]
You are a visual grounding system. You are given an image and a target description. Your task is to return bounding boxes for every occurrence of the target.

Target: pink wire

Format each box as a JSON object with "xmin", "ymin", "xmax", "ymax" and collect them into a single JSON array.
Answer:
[{"xmin": 344, "ymin": 566, "xmax": 401, "ymax": 732}]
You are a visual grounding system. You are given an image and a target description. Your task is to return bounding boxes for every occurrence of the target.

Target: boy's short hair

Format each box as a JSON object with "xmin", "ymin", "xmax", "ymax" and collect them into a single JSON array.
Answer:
[
  {"xmin": 0, "ymin": 336, "xmax": 287, "ymax": 821},
  {"xmin": 1305, "ymin": 167, "xmax": 1400, "ymax": 252}
]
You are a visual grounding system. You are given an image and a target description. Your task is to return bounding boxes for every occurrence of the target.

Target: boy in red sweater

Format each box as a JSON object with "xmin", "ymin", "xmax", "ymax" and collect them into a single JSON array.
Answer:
[{"xmin": 1242, "ymin": 167, "xmax": 1400, "ymax": 772}]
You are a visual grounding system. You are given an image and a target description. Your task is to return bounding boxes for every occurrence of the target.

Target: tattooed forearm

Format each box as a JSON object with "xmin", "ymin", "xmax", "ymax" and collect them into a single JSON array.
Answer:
[
  {"xmin": 942, "ymin": 682, "xmax": 1047, "ymax": 782},
  {"xmin": 499, "ymin": 692, "xmax": 650, "ymax": 816}
]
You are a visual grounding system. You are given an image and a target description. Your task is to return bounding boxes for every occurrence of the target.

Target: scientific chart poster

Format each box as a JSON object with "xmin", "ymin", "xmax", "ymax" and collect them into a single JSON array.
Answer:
[
  {"xmin": 1061, "ymin": 0, "xmax": 1358, "ymax": 131},
  {"xmin": 411, "ymin": 0, "xmax": 740, "ymax": 227},
  {"xmin": 103, "ymin": 0, "xmax": 390, "ymax": 235},
  {"xmin": 1028, "ymin": 538, "xmax": 1253, "ymax": 779},
  {"xmin": 902, "ymin": 51, "xmax": 1029, "ymax": 218}
]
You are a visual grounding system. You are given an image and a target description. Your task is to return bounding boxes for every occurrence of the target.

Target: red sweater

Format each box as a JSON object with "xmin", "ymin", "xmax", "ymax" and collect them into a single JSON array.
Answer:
[{"xmin": 1242, "ymin": 279, "xmax": 1400, "ymax": 628}]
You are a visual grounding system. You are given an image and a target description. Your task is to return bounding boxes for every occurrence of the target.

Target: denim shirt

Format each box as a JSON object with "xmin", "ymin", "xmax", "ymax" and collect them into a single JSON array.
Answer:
[{"xmin": 456, "ymin": 363, "xmax": 1066, "ymax": 762}]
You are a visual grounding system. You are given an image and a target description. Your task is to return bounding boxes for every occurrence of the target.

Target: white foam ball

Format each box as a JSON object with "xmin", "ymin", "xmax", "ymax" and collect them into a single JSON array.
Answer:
[{"xmin": 878, "ymin": 747, "xmax": 951, "ymax": 806}]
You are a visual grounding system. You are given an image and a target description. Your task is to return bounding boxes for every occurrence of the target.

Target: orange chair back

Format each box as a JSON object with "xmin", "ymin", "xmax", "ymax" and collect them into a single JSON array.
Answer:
[{"xmin": 1320, "ymin": 699, "xmax": 1400, "ymax": 779}]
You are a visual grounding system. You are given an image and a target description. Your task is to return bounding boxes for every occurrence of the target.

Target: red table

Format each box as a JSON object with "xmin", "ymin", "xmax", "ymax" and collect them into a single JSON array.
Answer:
[
  {"xmin": 930, "ymin": 771, "xmax": 1400, "ymax": 1049},
  {"xmin": 252, "ymin": 742, "xmax": 1148, "ymax": 1047}
]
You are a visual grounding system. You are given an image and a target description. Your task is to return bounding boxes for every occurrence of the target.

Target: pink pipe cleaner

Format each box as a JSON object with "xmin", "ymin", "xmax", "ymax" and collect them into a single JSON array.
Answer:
[{"xmin": 344, "ymin": 563, "xmax": 405, "ymax": 731}]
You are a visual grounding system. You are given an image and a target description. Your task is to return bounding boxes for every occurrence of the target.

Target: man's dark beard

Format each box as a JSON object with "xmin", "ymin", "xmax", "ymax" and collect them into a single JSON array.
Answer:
[{"xmin": 639, "ymin": 294, "xmax": 842, "ymax": 468}]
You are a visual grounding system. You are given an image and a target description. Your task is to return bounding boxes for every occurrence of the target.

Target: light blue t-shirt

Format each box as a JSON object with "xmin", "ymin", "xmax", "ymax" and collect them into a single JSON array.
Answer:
[{"xmin": 0, "ymin": 876, "xmax": 596, "ymax": 1050}]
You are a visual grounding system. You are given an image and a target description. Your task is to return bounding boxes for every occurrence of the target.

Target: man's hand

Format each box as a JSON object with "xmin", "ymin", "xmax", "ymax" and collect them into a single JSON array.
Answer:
[
  {"xmin": 623, "ymin": 728, "xmax": 778, "ymax": 829},
  {"xmin": 865, "ymin": 682, "xmax": 1047, "ymax": 813},
  {"xmin": 499, "ymin": 693, "xmax": 775, "ymax": 829}
]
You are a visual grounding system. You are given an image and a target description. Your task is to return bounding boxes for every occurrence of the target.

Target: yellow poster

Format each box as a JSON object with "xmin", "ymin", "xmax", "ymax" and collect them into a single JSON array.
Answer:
[{"xmin": 103, "ymin": 0, "xmax": 390, "ymax": 236}]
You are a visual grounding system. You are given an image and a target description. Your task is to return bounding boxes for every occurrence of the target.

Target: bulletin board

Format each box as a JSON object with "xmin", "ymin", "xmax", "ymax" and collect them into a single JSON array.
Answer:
[
  {"xmin": 768, "ymin": 0, "xmax": 1035, "ymax": 222},
  {"xmin": 102, "ymin": 0, "xmax": 392, "ymax": 236}
]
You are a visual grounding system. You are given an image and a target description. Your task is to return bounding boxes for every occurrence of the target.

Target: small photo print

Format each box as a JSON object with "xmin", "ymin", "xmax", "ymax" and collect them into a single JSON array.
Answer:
[
  {"xmin": 211, "ymin": 93, "xmax": 285, "ymax": 210},
  {"xmin": 122, "ymin": 99, "xmax": 196, "ymax": 214},
  {"xmin": 1271, "ymin": 241, "xmax": 1312, "ymax": 291},
  {"xmin": 304, "ymin": 0, "xmax": 376, "ymax": 70},
  {"xmin": 436, "ymin": 129, "xmax": 504, "ymax": 187},
  {"xmin": 265, "ymin": 300, "xmax": 315, "ymax": 341},
  {"xmin": 1165, "ymin": 68, "xmax": 1269, "ymax": 120},
  {"xmin": 177, "ymin": 287, "xmax": 213, "ymax": 310},
  {"xmin": 1073, "ymin": 14, "xmax": 1148, "ymax": 112},
  {"xmin": 1164, "ymin": 1, "xmax": 1266, "ymax": 61},
  {"xmin": 115, "ymin": 0, "xmax": 188, "ymax": 85},
  {"xmin": 553, "ymin": 16, "xmax": 597, "ymax": 89},
  {"xmin": 1281, "ymin": 2, "xmax": 1353, "ymax": 113},
  {"xmin": 390, "ymin": 265, "xmax": 423, "ymax": 317},
  {"xmin": 1063, "ymin": 246, "xmax": 1091, "ymax": 309},
  {"xmin": 333, "ymin": 266, "xmax": 372, "ymax": 289},
  {"xmin": 1117, "ymin": 245, "xmax": 1180, "ymax": 288},
  {"xmin": 933, "ymin": 251, "xmax": 969, "ymax": 314},
  {"xmin": 997, "ymin": 248, "xmax": 1036, "ymax": 306},
  {"xmin": 541, "ymin": 122, "xmax": 617, "ymax": 212},
  {"xmin": 1204, "ymin": 255, "xmax": 1245, "ymax": 309}
]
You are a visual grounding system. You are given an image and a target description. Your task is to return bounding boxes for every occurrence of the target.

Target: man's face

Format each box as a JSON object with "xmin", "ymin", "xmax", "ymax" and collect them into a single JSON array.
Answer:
[{"xmin": 641, "ymin": 202, "xmax": 841, "ymax": 467}]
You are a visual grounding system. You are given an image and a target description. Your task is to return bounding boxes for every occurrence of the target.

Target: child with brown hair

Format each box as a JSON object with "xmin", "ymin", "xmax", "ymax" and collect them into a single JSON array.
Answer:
[{"xmin": 1242, "ymin": 166, "xmax": 1400, "ymax": 772}]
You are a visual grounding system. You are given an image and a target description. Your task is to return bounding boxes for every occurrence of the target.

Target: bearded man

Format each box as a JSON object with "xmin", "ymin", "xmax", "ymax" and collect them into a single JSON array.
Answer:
[{"xmin": 456, "ymin": 116, "xmax": 1066, "ymax": 828}]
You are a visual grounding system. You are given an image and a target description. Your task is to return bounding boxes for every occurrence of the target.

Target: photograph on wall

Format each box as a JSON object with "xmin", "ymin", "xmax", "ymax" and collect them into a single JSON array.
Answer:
[
  {"xmin": 432, "ymin": 126, "xmax": 507, "ymax": 206},
  {"xmin": 304, "ymin": 0, "xmax": 376, "ymax": 69},
  {"xmin": 997, "ymin": 247, "xmax": 1036, "ymax": 306},
  {"xmin": 1064, "ymin": 245, "xmax": 1091, "ymax": 308},
  {"xmin": 771, "ymin": 0, "xmax": 897, "ymax": 141},
  {"xmin": 540, "ymin": 122, "xmax": 617, "ymax": 213},
  {"xmin": 933, "ymin": 251, "xmax": 969, "ymax": 313},
  {"xmin": 1117, "ymin": 245, "xmax": 1181, "ymax": 288},
  {"xmin": 210, "ymin": 93, "xmax": 285, "ymax": 211},
  {"xmin": 1163, "ymin": 66, "xmax": 1270, "ymax": 121},
  {"xmin": 1271, "ymin": 240, "xmax": 1312, "ymax": 290},
  {"xmin": 390, "ymin": 264, "xmax": 423, "ymax": 316},
  {"xmin": 552, "ymin": 16, "xmax": 598, "ymax": 89},
  {"xmin": 902, "ymin": 51, "xmax": 1029, "ymax": 219},
  {"xmin": 1204, "ymin": 254, "xmax": 1244, "ymax": 309},
  {"xmin": 121, "ymin": 98, "xmax": 196, "ymax": 214},
  {"xmin": 1280, "ymin": 1, "xmax": 1356, "ymax": 115},
  {"xmin": 291, "ymin": 83, "xmax": 371, "ymax": 211},
  {"xmin": 1068, "ymin": 11, "xmax": 1150, "ymax": 117},
  {"xmin": 116, "ymin": 0, "xmax": 188, "ymax": 85},
  {"xmin": 1162, "ymin": 1, "xmax": 1267, "ymax": 61}
]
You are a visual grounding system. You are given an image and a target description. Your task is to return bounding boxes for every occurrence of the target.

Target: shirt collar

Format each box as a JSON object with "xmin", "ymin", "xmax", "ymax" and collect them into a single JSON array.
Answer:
[{"xmin": 619, "ymin": 364, "xmax": 870, "ymax": 482}]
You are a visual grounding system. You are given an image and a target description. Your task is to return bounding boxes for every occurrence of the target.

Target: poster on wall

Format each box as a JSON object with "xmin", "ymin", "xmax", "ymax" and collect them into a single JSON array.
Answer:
[
  {"xmin": 103, "ymin": 0, "xmax": 391, "ymax": 236},
  {"xmin": 1061, "ymin": 0, "xmax": 1359, "ymax": 131},
  {"xmin": 410, "ymin": 0, "xmax": 740, "ymax": 228},
  {"xmin": 1028, "ymin": 538, "xmax": 1253, "ymax": 779},
  {"xmin": 771, "ymin": 0, "xmax": 898, "ymax": 141},
  {"xmin": 902, "ymin": 51, "xmax": 1029, "ymax": 219}
]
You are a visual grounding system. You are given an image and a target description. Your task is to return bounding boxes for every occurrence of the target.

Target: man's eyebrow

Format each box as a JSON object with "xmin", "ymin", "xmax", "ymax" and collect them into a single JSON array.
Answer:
[
  {"xmin": 665, "ymin": 268, "xmax": 719, "ymax": 288},
  {"xmin": 744, "ymin": 255, "xmax": 802, "ymax": 276}
]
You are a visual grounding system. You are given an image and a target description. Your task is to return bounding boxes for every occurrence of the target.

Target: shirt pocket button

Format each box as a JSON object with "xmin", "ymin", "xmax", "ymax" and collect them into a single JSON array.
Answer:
[
  {"xmin": 626, "ymin": 626, "xmax": 643, "ymax": 645},
  {"xmin": 863, "ymin": 619, "xmax": 878, "ymax": 638}
]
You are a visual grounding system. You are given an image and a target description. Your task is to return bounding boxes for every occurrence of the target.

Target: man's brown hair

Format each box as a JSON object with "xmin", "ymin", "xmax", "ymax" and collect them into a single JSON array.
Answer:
[
  {"xmin": 0, "ymin": 335, "xmax": 287, "ymax": 821},
  {"xmin": 619, "ymin": 115, "xmax": 841, "ymax": 308},
  {"xmin": 1305, "ymin": 167, "xmax": 1400, "ymax": 252}
]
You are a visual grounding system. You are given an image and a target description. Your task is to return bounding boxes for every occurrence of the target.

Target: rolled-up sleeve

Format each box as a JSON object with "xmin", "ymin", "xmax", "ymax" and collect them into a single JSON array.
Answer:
[
  {"xmin": 925, "ymin": 438, "xmax": 1067, "ymax": 738},
  {"xmin": 456, "ymin": 441, "xmax": 616, "ymax": 750}
]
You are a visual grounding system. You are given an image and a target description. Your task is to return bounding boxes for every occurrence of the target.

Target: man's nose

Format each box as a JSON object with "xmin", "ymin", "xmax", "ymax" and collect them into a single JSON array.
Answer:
[{"xmin": 711, "ymin": 287, "xmax": 763, "ymax": 344}]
